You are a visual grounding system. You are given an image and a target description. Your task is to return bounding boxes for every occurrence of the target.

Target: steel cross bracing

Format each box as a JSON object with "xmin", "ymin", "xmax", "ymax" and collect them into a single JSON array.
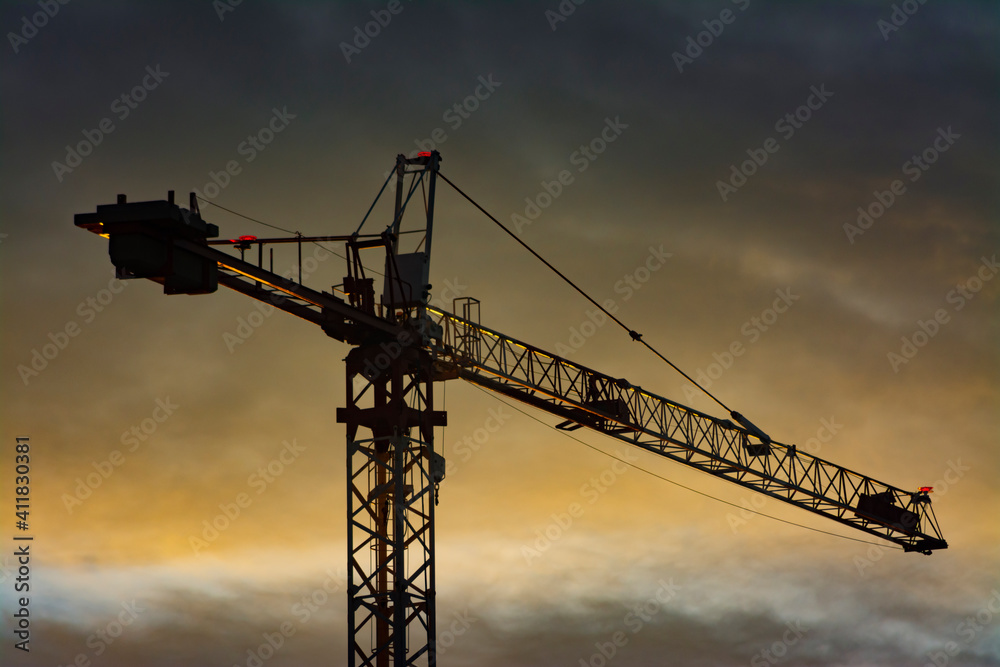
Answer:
[
  {"xmin": 339, "ymin": 341, "xmax": 444, "ymax": 667},
  {"xmin": 426, "ymin": 306, "xmax": 947, "ymax": 554}
]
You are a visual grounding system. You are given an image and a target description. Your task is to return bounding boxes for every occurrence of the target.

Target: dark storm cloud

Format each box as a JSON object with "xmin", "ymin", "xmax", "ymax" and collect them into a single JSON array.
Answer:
[
  {"xmin": 5, "ymin": 1, "xmax": 994, "ymax": 224},
  {"xmin": 9, "ymin": 2, "xmax": 994, "ymax": 149}
]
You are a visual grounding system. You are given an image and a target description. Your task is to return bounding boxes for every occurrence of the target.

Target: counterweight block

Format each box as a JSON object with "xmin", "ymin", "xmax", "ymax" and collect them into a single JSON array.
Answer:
[{"xmin": 75, "ymin": 195, "xmax": 219, "ymax": 295}]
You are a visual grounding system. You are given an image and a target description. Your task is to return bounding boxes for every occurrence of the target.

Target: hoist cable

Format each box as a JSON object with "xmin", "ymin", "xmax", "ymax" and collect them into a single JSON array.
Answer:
[{"xmin": 437, "ymin": 171, "xmax": 732, "ymax": 415}]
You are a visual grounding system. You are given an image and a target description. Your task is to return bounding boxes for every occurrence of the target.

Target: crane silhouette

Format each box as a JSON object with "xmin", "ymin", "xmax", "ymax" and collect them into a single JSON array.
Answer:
[{"xmin": 75, "ymin": 150, "xmax": 947, "ymax": 666}]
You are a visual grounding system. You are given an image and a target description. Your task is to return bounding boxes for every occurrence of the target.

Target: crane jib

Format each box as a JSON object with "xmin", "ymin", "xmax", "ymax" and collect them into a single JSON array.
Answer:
[
  {"xmin": 74, "ymin": 186, "xmax": 947, "ymax": 574},
  {"xmin": 427, "ymin": 306, "xmax": 947, "ymax": 555}
]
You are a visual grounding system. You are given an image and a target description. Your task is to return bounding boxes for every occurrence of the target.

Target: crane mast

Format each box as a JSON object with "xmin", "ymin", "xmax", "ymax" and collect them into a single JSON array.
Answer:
[{"xmin": 73, "ymin": 150, "xmax": 947, "ymax": 666}]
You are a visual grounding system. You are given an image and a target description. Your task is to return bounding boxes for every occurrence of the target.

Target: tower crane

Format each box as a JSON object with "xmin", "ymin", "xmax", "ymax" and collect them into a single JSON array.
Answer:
[{"xmin": 74, "ymin": 150, "xmax": 947, "ymax": 667}]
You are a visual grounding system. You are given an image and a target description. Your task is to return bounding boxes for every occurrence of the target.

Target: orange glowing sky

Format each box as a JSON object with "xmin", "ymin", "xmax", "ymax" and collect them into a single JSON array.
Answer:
[{"xmin": 2, "ymin": 2, "xmax": 998, "ymax": 665}]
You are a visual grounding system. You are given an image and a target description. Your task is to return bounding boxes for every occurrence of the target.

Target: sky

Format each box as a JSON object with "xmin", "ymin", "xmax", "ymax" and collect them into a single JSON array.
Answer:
[{"xmin": 1, "ymin": 1, "xmax": 998, "ymax": 665}]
